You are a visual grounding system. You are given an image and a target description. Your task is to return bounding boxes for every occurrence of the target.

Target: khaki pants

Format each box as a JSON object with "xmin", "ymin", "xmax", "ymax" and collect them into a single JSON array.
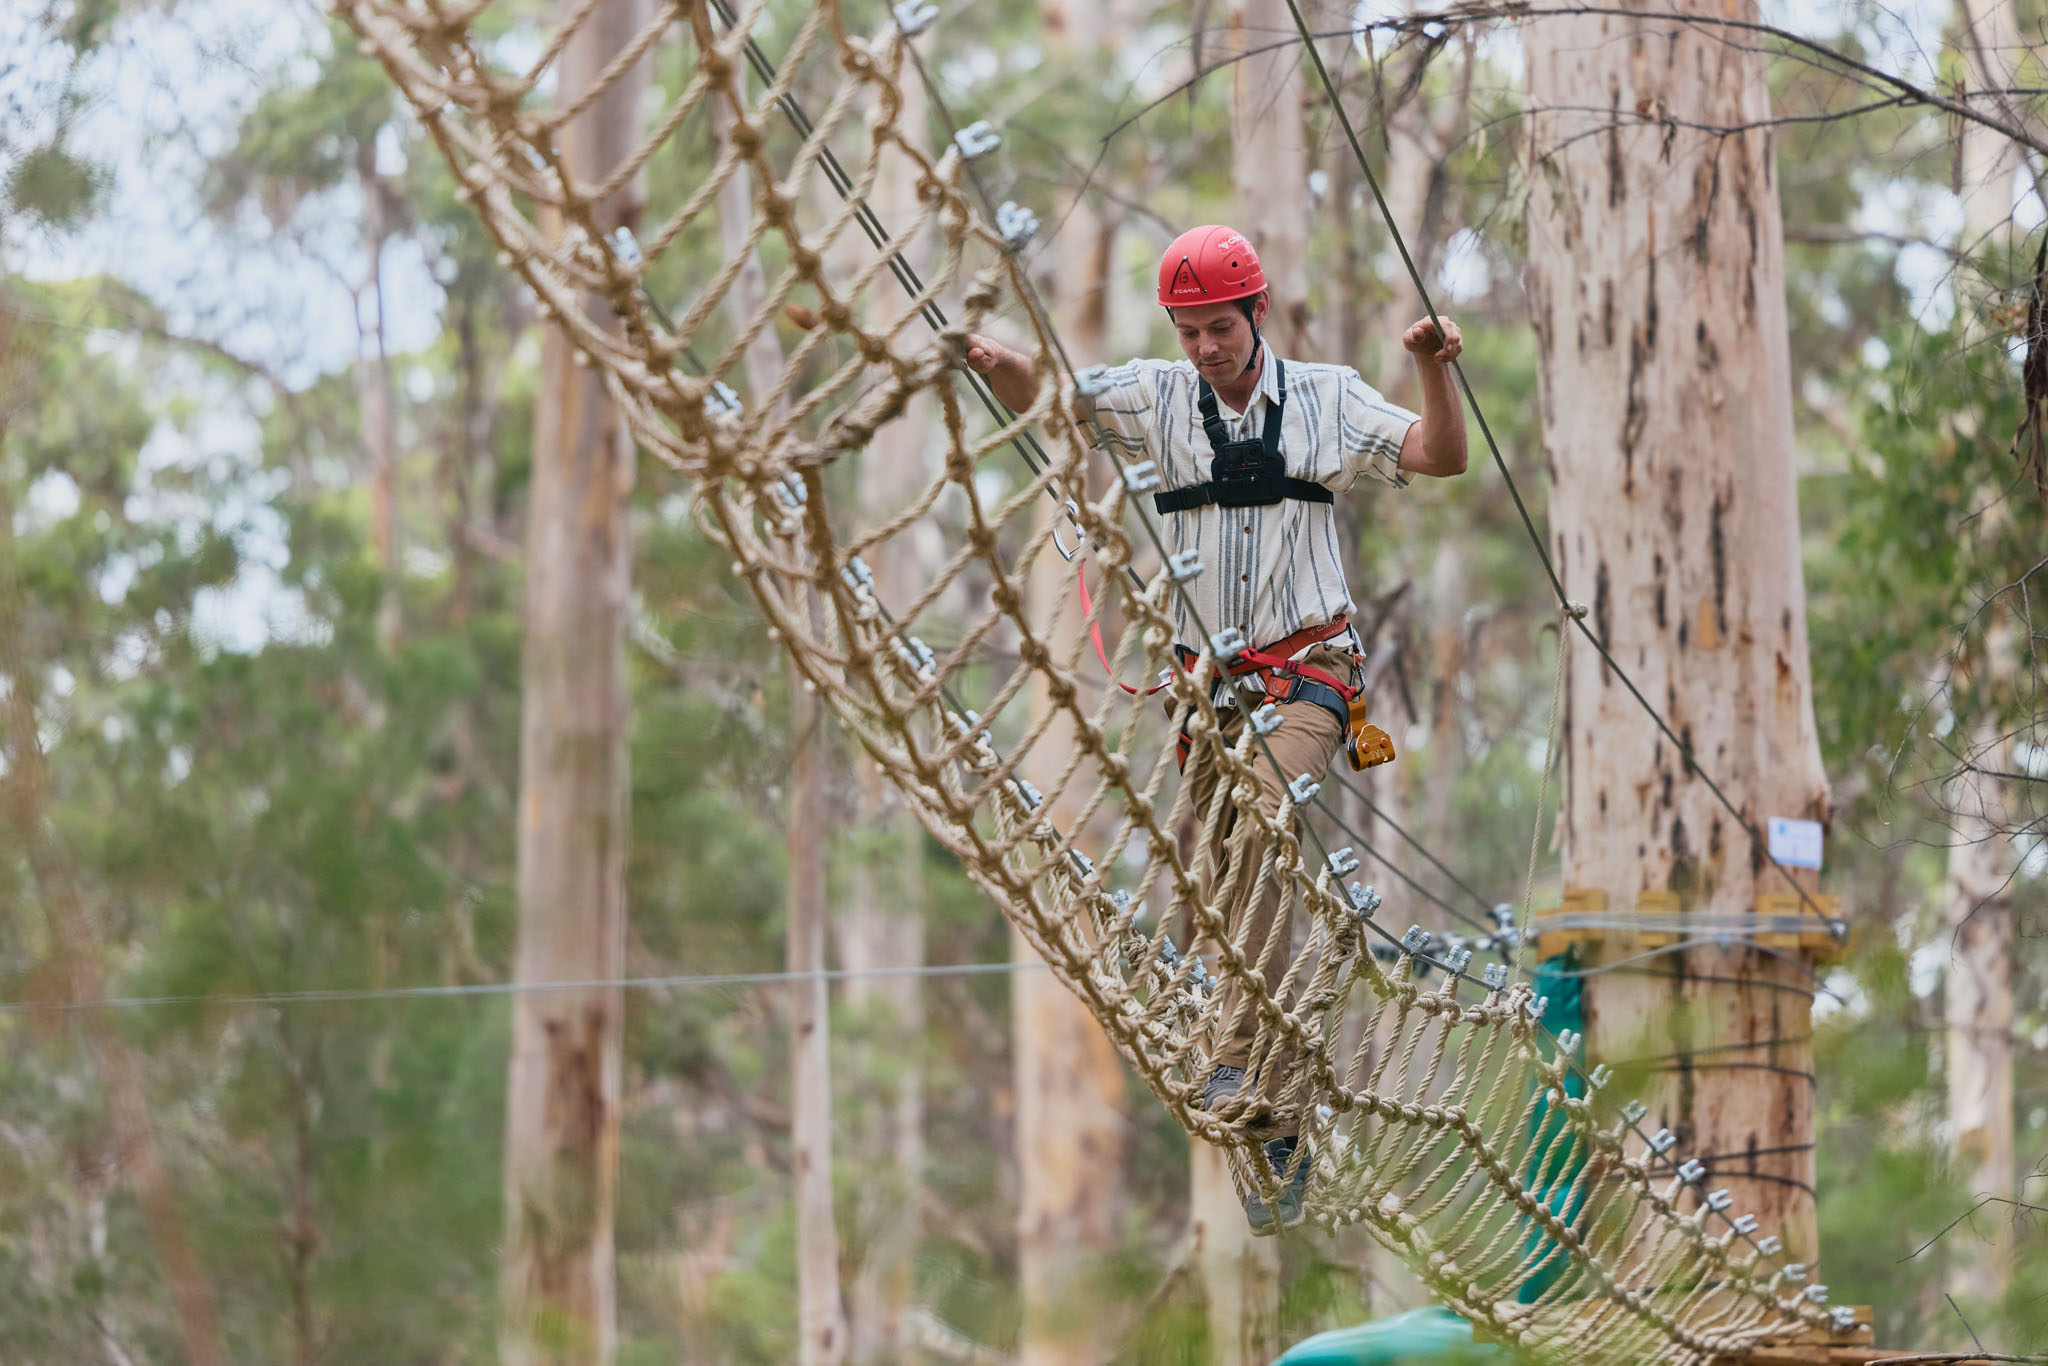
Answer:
[{"xmin": 1179, "ymin": 645, "xmax": 1350, "ymax": 1098}]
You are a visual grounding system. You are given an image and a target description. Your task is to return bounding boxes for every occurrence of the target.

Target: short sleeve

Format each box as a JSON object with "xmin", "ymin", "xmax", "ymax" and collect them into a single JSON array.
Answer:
[
  {"xmin": 1336, "ymin": 368, "xmax": 1418, "ymax": 490},
  {"xmin": 1077, "ymin": 359, "xmax": 1166, "ymax": 461}
]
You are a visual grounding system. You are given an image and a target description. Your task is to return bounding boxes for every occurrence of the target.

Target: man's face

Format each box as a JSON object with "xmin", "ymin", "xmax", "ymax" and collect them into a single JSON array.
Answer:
[{"xmin": 1172, "ymin": 296, "xmax": 1267, "ymax": 380}]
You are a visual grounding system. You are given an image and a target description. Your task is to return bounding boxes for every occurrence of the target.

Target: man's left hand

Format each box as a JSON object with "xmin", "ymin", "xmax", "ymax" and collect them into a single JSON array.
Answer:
[{"xmin": 1402, "ymin": 317, "xmax": 1463, "ymax": 364}]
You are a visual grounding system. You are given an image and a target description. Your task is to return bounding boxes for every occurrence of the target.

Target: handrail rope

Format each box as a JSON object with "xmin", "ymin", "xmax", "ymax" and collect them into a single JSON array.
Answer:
[{"xmin": 1278, "ymin": 0, "xmax": 1840, "ymax": 935}]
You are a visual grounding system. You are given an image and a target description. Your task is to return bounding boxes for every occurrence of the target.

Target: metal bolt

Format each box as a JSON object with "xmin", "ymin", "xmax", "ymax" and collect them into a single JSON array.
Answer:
[
  {"xmin": 1401, "ymin": 925, "xmax": 1431, "ymax": 954},
  {"xmin": 1346, "ymin": 882, "xmax": 1380, "ymax": 915},
  {"xmin": 1732, "ymin": 1214, "xmax": 1759, "ymax": 1235},
  {"xmin": 1287, "ymin": 773, "xmax": 1321, "ymax": 804},
  {"xmin": 1208, "ymin": 626, "xmax": 1246, "ymax": 664},
  {"xmin": 954, "ymin": 121, "xmax": 1000, "ymax": 158},
  {"xmin": 1444, "ymin": 945, "xmax": 1472, "ymax": 973},
  {"xmin": 1327, "ymin": 848, "xmax": 1360, "ymax": 877},
  {"xmin": 1168, "ymin": 549, "xmax": 1204, "ymax": 582},
  {"xmin": 1677, "ymin": 1158, "xmax": 1706, "ymax": 1184},
  {"xmin": 893, "ymin": 1, "xmax": 939, "ymax": 36},
  {"xmin": 995, "ymin": 200, "xmax": 1038, "ymax": 251},
  {"xmin": 1073, "ymin": 364, "xmax": 1112, "ymax": 397},
  {"xmin": 1121, "ymin": 460, "xmax": 1160, "ymax": 494},
  {"xmin": 608, "ymin": 225, "xmax": 643, "ymax": 267},
  {"xmin": 1249, "ymin": 703, "xmax": 1283, "ymax": 736},
  {"xmin": 707, "ymin": 380, "xmax": 743, "ymax": 417},
  {"xmin": 1014, "ymin": 777, "xmax": 1043, "ymax": 811},
  {"xmin": 840, "ymin": 556, "xmax": 875, "ymax": 592},
  {"xmin": 1482, "ymin": 963, "xmax": 1509, "ymax": 990},
  {"xmin": 1587, "ymin": 1064, "xmax": 1612, "ymax": 1089},
  {"xmin": 1621, "ymin": 1100, "xmax": 1648, "ymax": 1125},
  {"xmin": 1648, "ymin": 1128, "xmax": 1677, "ymax": 1155},
  {"xmin": 1705, "ymin": 1189, "xmax": 1733, "ymax": 1213}
]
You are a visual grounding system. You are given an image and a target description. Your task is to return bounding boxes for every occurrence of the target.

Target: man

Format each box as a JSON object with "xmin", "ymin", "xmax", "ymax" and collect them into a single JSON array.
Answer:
[{"xmin": 965, "ymin": 225, "xmax": 1468, "ymax": 1231}]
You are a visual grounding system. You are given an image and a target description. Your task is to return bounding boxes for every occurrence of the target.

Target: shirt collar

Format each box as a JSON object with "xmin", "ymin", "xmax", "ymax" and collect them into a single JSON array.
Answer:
[{"xmin": 1214, "ymin": 346, "xmax": 1283, "ymax": 422}]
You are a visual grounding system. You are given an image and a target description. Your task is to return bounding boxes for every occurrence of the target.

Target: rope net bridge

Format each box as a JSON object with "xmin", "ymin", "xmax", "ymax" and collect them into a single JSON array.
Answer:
[{"xmin": 337, "ymin": 1, "xmax": 1846, "ymax": 1358}]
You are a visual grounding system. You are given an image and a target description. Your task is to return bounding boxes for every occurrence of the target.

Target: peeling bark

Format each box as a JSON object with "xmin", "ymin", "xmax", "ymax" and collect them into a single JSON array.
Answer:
[
  {"xmin": 1525, "ymin": 0, "xmax": 1829, "ymax": 1261},
  {"xmin": 499, "ymin": 2, "xmax": 649, "ymax": 1360}
]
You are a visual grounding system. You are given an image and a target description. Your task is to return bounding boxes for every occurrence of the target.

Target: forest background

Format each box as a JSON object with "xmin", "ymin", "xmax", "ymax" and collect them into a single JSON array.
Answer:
[{"xmin": 1, "ymin": 0, "xmax": 2044, "ymax": 1363}]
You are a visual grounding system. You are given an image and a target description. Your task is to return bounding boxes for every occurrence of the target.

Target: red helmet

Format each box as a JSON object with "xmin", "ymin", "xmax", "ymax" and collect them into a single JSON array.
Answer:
[{"xmin": 1157, "ymin": 225, "xmax": 1267, "ymax": 307}]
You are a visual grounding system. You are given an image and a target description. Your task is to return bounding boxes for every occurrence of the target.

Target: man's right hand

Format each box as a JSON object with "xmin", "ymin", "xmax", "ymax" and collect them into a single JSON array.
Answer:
[
  {"xmin": 961, "ymin": 333, "xmax": 1040, "ymax": 412},
  {"xmin": 963, "ymin": 333, "xmax": 1012, "ymax": 375}
]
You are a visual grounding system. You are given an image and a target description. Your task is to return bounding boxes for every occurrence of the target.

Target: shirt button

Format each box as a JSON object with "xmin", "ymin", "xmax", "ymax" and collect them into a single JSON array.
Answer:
[
  {"xmin": 1240, "ymin": 573, "xmax": 1250, "ymax": 582},
  {"xmin": 1242, "ymin": 523, "xmax": 1252, "ymax": 533}
]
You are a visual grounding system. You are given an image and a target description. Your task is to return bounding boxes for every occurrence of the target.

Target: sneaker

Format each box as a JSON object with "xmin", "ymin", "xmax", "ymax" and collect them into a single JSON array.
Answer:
[
  {"xmin": 1245, "ymin": 1135, "xmax": 1310, "ymax": 1236},
  {"xmin": 1202, "ymin": 1064, "xmax": 1246, "ymax": 1114}
]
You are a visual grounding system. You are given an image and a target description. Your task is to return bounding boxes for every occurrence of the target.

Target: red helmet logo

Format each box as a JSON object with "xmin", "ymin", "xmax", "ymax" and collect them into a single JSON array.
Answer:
[{"xmin": 1157, "ymin": 225, "xmax": 1267, "ymax": 307}]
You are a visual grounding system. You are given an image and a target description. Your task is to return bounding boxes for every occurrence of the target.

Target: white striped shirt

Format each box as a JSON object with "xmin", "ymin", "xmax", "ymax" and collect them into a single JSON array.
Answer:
[{"xmin": 1084, "ymin": 352, "xmax": 1416, "ymax": 653}]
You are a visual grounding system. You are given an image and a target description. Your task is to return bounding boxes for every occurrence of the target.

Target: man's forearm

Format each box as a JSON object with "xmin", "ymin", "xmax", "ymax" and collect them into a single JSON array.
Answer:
[
  {"xmin": 1410, "ymin": 363, "xmax": 1468, "ymax": 475},
  {"xmin": 966, "ymin": 336, "xmax": 1041, "ymax": 412},
  {"xmin": 986, "ymin": 355, "xmax": 1041, "ymax": 414}
]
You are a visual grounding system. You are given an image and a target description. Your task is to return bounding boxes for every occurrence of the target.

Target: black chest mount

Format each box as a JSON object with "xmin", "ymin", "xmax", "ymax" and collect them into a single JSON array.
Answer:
[{"xmin": 1152, "ymin": 357, "xmax": 1333, "ymax": 514}]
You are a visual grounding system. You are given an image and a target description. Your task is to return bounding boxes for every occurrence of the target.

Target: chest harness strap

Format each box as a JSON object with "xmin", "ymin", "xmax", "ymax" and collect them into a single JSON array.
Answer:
[{"xmin": 1151, "ymin": 358, "xmax": 1333, "ymax": 514}]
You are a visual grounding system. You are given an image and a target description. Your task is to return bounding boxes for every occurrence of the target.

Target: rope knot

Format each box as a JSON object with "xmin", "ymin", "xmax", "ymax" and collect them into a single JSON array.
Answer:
[{"xmin": 1563, "ymin": 599, "xmax": 1590, "ymax": 621}]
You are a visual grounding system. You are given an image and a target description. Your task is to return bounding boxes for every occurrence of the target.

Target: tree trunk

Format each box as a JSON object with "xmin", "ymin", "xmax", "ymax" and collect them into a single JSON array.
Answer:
[
  {"xmin": 787, "ymin": 650, "xmax": 846, "ymax": 1366},
  {"xmin": 837, "ymin": 79, "xmax": 929, "ymax": 1365},
  {"xmin": 499, "ymin": 2, "xmax": 648, "ymax": 1360},
  {"xmin": 1941, "ymin": 0, "xmax": 2023, "ymax": 1300},
  {"xmin": 1015, "ymin": 14, "xmax": 1130, "ymax": 1352},
  {"xmin": 1525, "ymin": 0, "xmax": 1830, "ymax": 1263},
  {"xmin": 709, "ymin": 87, "xmax": 848, "ymax": 1363}
]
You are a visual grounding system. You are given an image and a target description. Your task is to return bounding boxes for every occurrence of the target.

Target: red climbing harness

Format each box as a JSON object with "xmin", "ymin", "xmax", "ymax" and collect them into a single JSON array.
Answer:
[{"xmin": 1076, "ymin": 565, "xmax": 1395, "ymax": 772}]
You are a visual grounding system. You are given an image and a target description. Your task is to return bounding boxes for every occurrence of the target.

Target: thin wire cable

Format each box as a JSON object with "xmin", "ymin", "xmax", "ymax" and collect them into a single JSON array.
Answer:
[{"xmin": 0, "ymin": 960, "xmax": 1046, "ymax": 1015}]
